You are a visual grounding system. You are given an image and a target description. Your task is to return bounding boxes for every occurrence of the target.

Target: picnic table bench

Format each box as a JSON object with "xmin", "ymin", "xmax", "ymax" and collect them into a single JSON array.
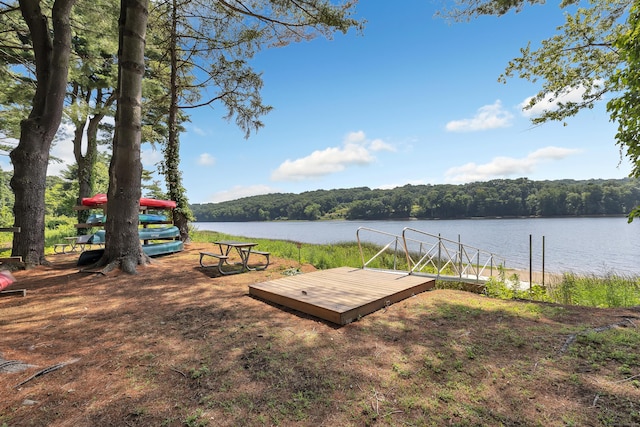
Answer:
[
  {"xmin": 54, "ymin": 235, "xmax": 104, "ymax": 254},
  {"xmin": 199, "ymin": 241, "xmax": 270, "ymax": 275},
  {"xmin": 240, "ymin": 248, "xmax": 270, "ymax": 271}
]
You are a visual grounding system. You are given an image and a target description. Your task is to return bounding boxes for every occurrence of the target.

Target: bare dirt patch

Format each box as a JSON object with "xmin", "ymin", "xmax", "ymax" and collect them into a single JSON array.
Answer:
[{"xmin": 1, "ymin": 242, "xmax": 639, "ymax": 426}]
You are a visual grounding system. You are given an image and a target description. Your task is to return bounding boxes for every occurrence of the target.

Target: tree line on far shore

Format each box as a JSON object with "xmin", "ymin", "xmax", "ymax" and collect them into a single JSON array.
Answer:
[{"xmin": 190, "ymin": 178, "xmax": 640, "ymax": 222}]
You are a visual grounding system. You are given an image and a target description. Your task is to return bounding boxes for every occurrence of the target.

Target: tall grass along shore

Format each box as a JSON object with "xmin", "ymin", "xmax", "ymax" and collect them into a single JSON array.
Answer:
[{"xmin": 189, "ymin": 230, "xmax": 640, "ymax": 309}]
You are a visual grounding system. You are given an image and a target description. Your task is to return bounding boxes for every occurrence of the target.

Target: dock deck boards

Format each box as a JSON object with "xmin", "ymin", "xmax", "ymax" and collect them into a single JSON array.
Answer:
[{"xmin": 249, "ymin": 267, "xmax": 435, "ymax": 325}]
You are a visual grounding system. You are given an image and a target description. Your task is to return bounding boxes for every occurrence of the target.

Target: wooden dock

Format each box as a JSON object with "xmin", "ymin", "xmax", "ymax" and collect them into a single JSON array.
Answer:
[{"xmin": 249, "ymin": 267, "xmax": 435, "ymax": 325}]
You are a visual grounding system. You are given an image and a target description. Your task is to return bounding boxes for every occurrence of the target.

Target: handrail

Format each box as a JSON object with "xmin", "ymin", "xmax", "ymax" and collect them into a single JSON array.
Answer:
[
  {"xmin": 402, "ymin": 227, "xmax": 506, "ymax": 282},
  {"xmin": 355, "ymin": 226, "xmax": 506, "ymax": 283},
  {"xmin": 356, "ymin": 227, "xmax": 405, "ymax": 271}
]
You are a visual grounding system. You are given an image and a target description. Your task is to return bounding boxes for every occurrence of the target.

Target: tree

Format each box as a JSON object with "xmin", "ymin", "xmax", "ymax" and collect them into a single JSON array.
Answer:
[
  {"xmin": 440, "ymin": 0, "xmax": 639, "ymax": 220},
  {"xmin": 0, "ymin": 3, "xmax": 35, "ymax": 150},
  {"xmin": 2, "ymin": 1, "xmax": 118, "ymax": 237},
  {"xmin": 7, "ymin": 0, "xmax": 76, "ymax": 267},
  {"xmin": 390, "ymin": 191, "xmax": 413, "ymax": 218},
  {"xmin": 97, "ymin": 0, "xmax": 362, "ymax": 273},
  {"xmin": 147, "ymin": 0, "xmax": 363, "ymax": 242},
  {"xmin": 67, "ymin": 0, "xmax": 118, "ymax": 228},
  {"xmin": 146, "ymin": 0, "xmax": 198, "ymax": 242},
  {"xmin": 0, "ymin": 168, "xmax": 14, "ymax": 227},
  {"xmin": 95, "ymin": 0, "xmax": 150, "ymax": 273},
  {"xmin": 607, "ymin": 2, "xmax": 640, "ymax": 221}
]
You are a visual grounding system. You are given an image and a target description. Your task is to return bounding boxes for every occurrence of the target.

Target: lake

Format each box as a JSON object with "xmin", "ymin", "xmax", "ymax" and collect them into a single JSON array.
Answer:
[{"xmin": 193, "ymin": 217, "xmax": 640, "ymax": 275}]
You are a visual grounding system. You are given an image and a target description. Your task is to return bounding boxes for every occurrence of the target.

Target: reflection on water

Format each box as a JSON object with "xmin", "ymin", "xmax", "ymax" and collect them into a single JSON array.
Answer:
[{"xmin": 193, "ymin": 217, "xmax": 640, "ymax": 275}]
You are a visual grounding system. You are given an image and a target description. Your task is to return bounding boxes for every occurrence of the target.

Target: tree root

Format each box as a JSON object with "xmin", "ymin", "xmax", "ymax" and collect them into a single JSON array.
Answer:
[
  {"xmin": 79, "ymin": 248, "xmax": 153, "ymax": 275},
  {"xmin": 558, "ymin": 317, "xmax": 638, "ymax": 354},
  {"xmin": 15, "ymin": 358, "xmax": 80, "ymax": 388}
]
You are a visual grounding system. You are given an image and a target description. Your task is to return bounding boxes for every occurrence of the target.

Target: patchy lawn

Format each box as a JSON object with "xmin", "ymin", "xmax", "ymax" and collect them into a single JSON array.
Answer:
[{"xmin": 1, "ymin": 242, "xmax": 639, "ymax": 426}]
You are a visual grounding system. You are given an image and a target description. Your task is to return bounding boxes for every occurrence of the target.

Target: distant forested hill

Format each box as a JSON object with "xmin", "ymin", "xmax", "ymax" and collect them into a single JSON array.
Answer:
[{"xmin": 190, "ymin": 178, "xmax": 640, "ymax": 222}]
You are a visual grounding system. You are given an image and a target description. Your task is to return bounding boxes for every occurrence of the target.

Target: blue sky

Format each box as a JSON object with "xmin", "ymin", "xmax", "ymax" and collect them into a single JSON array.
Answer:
[{"xmin": 35, "ymin": 1, "xmax": 635, "ymax": 204}]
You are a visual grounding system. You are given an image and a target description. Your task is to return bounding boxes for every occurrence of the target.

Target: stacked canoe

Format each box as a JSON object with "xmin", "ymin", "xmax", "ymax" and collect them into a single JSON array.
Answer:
[{"xmin": 79, "ymin": 194, "xmax": 183, "ymax": 258}]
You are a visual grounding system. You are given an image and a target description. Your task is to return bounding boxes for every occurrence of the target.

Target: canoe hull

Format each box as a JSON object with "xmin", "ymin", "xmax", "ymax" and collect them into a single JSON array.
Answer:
[
  {"xmin": 87, "ymin": 213, "xmax": 168, "ymax": 225},
  {"xmin": 77, "ymin": 241, "xmax": 184, "ymax": 266},
  {"xmin": 90, "ymin": 226, "xmax": 179, "ymax": 244},
  {"xmin": 82, "ymin": 194, "xmax": 177, "ymax": 209},
  {"xmin": 142, "ymin": 240, "xmax": 184, "ymax": 256}
]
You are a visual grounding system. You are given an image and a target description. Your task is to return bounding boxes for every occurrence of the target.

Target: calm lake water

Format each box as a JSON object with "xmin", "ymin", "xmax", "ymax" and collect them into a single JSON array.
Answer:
[{"xmin": 193, "ymin": 217, "xmax": 640, "ymax": 275}]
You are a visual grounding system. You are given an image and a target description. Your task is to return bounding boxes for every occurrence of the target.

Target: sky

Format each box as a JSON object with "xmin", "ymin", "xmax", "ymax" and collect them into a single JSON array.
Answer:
[{"xmin": 11, "ymin": 0, "xmax": 633, "ymax": 205}]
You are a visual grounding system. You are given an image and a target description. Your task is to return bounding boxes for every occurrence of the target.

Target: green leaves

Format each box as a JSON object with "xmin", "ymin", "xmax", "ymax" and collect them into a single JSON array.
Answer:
[
  {"xmin": 607, "ymin": 3, "xmax": 640, "ymax": 182},
  {"xmin": 442, "ymin": 0, "xmax": 640, "ymax": 220}
]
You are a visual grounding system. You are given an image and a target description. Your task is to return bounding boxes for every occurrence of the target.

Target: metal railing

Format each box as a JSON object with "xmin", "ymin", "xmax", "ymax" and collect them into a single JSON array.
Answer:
[
  {"xmin": 356, "ymin": 227, "xmax": 406, "ymax": 273},
  {"xmin": 402, "ymin": 227, "xmax": 505, "ymax": 282},
  {"xmin": 356, "ymin": 226, "xmax": 507, "ymax": 283}
]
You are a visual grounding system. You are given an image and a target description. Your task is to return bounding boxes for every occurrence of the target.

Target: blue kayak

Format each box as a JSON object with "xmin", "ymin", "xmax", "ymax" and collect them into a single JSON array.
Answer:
[
  {"xmin": 77, "ymin": 240, "xmax": 184, "ymax": 266},
  {"xmin": 87, "ymin": 213, "xmax": 168, "ymax": 225},
  {"xmin": 90, "ymin": 226, "xmax": 179, "ymax": 244}
]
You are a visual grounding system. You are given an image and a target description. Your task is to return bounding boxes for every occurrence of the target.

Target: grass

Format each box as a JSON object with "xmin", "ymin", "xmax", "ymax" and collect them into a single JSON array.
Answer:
[
  {"xmin": 190, "ymin": 230, "xmax": 370, "ymax": 271},
  {"xmin": 0, "ymin": 215, "xmax": 87, "ymax": 257},
  {"xmin": 192, "ymin": 230, "xmax": 640, "ymax": 309},
  {"xmin": 1, "ymin": 240, "xmax": 640, "ymax": 426},
  {"xmin": 3, "ymin": 227, "xmax": 638, "ymax": 309},
  {"xmin": 479, "ymin": 267, "xmax": 640, "ymax": 308},
  {"xmin": 547, "ymin": 272, "xmax": 640, "ymax": 308}
]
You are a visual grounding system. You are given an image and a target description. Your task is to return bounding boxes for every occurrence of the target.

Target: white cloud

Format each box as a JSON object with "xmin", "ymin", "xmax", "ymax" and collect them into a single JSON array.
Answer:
[
  {"xmin": 445, "ymin": 100, "xmax": 514, "ymax": 132},
  {"xmin": 47, "ymin": 117, "xmax": 114, "ymax": 177},
  {"xmin": 197, "ymin": 153, "xmax": 216, "ymax": 166},
  {"xmin": 369, "ymin": 138, "xmax": 396, "ymax": 152},
  {"xmin": 271, "ymin": 131, "xmax": 394, "ymax": 181},
  {"xmin": 141, "ymin": 147, "xmax": 163, "ymax": 169},
  {"xmin": 48, "ymin": 122, "xmax": 78, "ymax": 176},
  {"xmin": 191, "ymin": 125, "xmax": 207, "ymax": 136},
  {"xmin": 0, "ymin": 135, "xmax": 18, "ymax": 172},
  {"xmin": 445, "ymin": 146, "xmax": 581, "ymax": 183},
  {"xmin": 519, "ymin": 81, "xmax": 605, "ymax": 118},
  {"xmin": 208, "ymin": 184, "xmax": 277, "ymax": 203},
  {"xmin": 345, "ymin": 130, "xmax": 366, "ymax": 144},
  {"xmin": 529, "ymin": 146, "xmax": 580, "ymax": 160}
]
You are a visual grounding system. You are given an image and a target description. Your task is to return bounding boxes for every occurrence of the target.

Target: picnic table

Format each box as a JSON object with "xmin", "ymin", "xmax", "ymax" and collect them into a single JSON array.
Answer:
[
  {"xmin": 199, "ymin": 240, "xmax": 270, "ymax": 275},
  {"xmin": 54, "ymin": 235, "xmax": 103, "ymax": 254}
]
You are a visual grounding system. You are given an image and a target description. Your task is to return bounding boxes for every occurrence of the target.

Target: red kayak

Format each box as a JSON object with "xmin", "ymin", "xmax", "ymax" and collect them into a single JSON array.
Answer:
[
  {"xmin": 140, "ymin": 197, "xmax": 177, "ymax": 208},
  {"xmin": 82, "ymin": 194, "xmax": 176, "ymax": 209},
  {"xmin": 0, "ymin": 270, "xmax": 15, "ymax": 292},
  {"xmin": 81, "ymin": 193, "xmax": 107, "ymax": 206}
]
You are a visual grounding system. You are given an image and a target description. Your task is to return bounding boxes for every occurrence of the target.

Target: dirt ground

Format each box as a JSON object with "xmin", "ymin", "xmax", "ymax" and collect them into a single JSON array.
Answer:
[{"xmin": 1, "ymin": 242, "xmax": 639, "ymax": 426}]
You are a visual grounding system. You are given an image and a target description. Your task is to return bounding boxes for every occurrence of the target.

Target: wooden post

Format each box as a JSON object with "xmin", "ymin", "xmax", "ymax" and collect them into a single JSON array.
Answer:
[
  {"xmin": 542, "ymin": 236, "xmax": 546, "ymax": 288},
  {"xmin": 529, "ymin": 234, "xmax": 533, "ymax": 291}
]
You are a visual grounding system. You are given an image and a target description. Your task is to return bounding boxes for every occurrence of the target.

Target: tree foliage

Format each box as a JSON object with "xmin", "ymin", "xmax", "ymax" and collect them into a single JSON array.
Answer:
[
  {"xmin": 499, "ymin": 0, "xmax": 626, "ymax": 125},
  {"xmin": 143, "ymin": 0, "xmax": 364, "ymax": 242},
  {"xmin": 0, "ymin": 0, "xmax": 362, "ymax": 271},
  {"xmin": 7, "ymin": 0, "xmax": 76, "ymax": 266},
  {"xmin": 66, "ymin": 0, "xmax": 119, "ymax": 228},
  {"xmin": 190, "ymin": 178, "xmax": 640, "ymax": 221},
  {"xmin": 441, "ymin": 0, "xmax": 639, "ymax": 220},
  {"xmin": 95, "ymin": 0, "xmax": 362, "ymax": 273},
  {"xmin": 607, "ymin": 2, "xmax": 640, "ymax": 220}
]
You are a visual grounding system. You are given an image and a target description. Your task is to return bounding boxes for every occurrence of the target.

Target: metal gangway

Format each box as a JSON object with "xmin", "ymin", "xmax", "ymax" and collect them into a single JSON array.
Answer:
[{"xmin": 356, "ymin": 226, "xmax": 507, "ymax": 283}]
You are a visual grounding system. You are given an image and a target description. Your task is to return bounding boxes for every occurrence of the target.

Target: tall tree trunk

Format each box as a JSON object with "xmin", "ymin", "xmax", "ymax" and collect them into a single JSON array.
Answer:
[
  {"xmin": 167, "ymin": 0, "xmax": 191, "ymax": 242},
  {"xmin": 10, "ymin": 0, "xmax": 75, "ymax": 267},
  {"xmin": 76, "ymin": 116, "xmax": 96, "ymax": 219},
  {"xmin": 71, "ymin": 107, "xmax": 90, "ymax": 229},
  {"xmin": 10, "ymin": 126, "xmax": 49, "ymax": 266},
  {"xmin": 73, "ymin": 89, "xmax": 116, "ymax": 227},
  {"xmin": 95, "ymin": 0, "xmax": 149, "ymax": 274}
]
